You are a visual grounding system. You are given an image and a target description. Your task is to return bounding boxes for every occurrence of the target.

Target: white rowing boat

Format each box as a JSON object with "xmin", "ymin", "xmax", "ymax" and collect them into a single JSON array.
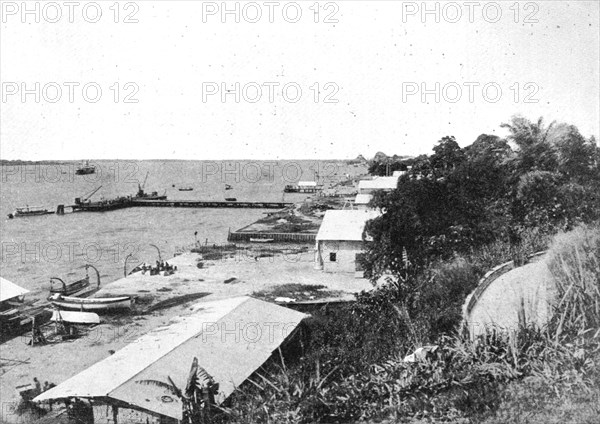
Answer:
[
  {"xmin": 51, "ymin": 310, "xmax": 100, "ymax": 324},
  {"xmin": 48, "ymin": 294, "xmax": 133, "ymax": 312},
  {"xmin": 249, "ymin": 238, "xmax": 274, "ymax": 243}
]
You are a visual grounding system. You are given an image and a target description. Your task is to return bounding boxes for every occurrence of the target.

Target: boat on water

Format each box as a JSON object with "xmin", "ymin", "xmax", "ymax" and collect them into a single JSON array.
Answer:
[
  {"xmin": 71, "ymin": 186, "xmax": 132, "ymax": 212},
  {"xmin": 7, "ymin": 206, "xmax": 54, "ymax": 219},
  {"xmin": 283, "ymin": 182, "xmax": 324, "ymax": 193},
  {"xmin": 225, "ymin": 184, "xmax": 233, "ymax": 190},
  {"xmin": 225, "ymin": 197, "xmax": 237, "ymax": 201},
  {"xmin": 76, "ymin": 160, "xmax": 96, "ymax": 175},
  {"xmin": 179, "ymin": 187, "xmax": 193, "ymax": 191},
  {"xmin": 135, "ymin": 172, "xmax": 167, "ymax": 200},
  {"xmin": 48, "ymin": 294, "xmax": 133, "ymax": 312},
  {"xmin": 72, "ymin": 196, "xmax": 131, "ymax": 212}
]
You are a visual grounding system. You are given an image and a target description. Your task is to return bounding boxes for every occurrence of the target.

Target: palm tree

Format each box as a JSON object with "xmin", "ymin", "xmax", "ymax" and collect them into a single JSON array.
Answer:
[
  {"xmin": 501, "ymin": 115, "xmax": 558, "ymax": 175},
  {"xmin": 136, "ymin": 357, "xmax": 219, "ymax": 424}
]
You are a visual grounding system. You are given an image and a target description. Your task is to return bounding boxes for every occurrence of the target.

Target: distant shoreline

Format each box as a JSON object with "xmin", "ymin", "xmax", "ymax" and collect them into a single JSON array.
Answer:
[{"xmin": 0, "ymin": 158, "xmax": 368, "ymax": 165}]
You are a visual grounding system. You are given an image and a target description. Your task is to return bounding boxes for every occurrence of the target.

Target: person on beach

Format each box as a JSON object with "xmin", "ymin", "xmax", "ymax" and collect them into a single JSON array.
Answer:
[{"xmin": 33, "ymin": 378, "xmax": 41, "ymax": 395}]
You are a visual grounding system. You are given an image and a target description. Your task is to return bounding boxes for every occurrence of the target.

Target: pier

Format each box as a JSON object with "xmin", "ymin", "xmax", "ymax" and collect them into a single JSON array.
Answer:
[{"xmin": 130, "ymin": 199, "xmax": 293, "ymax": 209}]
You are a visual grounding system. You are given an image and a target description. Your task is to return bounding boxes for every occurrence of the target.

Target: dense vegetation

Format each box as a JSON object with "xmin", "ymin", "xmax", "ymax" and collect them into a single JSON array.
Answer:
[
  {"xmin": 364, "ymin": 116, "xmax": 599, "ymax": 278},
  {"xmin": 211, "ymin": 116, "xmax": 600, "ymax": 423}
]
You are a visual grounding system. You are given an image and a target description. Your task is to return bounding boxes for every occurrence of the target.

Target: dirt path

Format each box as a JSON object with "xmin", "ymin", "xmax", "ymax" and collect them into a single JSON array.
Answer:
[{"xmin": 467, "ymin": 256, "xmax": 556, "ymax": 337}]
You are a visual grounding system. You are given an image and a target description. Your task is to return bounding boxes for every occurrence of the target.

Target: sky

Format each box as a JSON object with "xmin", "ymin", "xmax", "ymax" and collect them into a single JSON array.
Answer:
[{"xmin": 0, "ymin": 1, "xmax": 598, "ymax": 160}]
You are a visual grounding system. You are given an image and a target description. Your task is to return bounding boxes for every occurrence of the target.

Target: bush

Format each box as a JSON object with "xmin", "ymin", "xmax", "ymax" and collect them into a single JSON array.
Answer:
[{"xmin": 547, "ymin": 224, "xmax": 600, "ymax": 334}]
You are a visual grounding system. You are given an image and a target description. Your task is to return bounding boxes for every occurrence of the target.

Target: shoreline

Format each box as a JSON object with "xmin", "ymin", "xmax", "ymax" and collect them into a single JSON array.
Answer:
[{"xmin": 0, "ymin": 242, "xmax": 373, "ymax": 423}]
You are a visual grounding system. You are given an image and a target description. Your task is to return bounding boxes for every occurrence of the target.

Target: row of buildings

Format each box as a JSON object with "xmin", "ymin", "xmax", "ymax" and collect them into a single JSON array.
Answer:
[
  {"xmin": 16, "ymin": 174, "xmax": 400, "ymax": 423},
  {"xmin": 315, "ymin": 173, "xmax": 401, "ymax": 275}
]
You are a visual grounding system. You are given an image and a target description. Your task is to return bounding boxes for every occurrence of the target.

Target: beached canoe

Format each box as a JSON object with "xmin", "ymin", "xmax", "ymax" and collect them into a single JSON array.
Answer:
[
  {"xmin": 49, "ymin": 276, "xmax": 90, "ymax": 296},
  {"xmin": 48, "ymin": 294, "xmax": 133, "ymax": 312}
]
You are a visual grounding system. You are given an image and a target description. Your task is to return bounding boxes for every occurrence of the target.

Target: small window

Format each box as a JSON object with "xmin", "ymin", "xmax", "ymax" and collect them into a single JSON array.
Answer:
[{"xmin": 329, "ymin": 252, "xmax": 337, "ymax": 262}]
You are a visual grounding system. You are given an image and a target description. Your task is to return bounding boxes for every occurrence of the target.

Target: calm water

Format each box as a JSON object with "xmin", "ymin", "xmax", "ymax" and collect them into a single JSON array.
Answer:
[{"xmin": 0, "ymin": 160, "xmax": 365, "ymax": 299}]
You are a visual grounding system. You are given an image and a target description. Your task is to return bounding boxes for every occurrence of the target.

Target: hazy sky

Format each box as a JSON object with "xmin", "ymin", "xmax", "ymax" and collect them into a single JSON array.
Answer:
[{"xmin": 1, "ymin": 1, "xmax": 598, "ymax": 160}]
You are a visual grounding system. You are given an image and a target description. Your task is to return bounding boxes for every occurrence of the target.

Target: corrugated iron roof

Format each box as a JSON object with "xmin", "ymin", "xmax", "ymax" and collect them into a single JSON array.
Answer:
[
  {"xmin": 316, "ymin": 210, "xmax": 381, "ymax": 241},
  {"xmin": 0, "ymin": 277, "xmax": 29, "ymax": 302},
  {"xmin": 34, "ymin": 296, "xmax": 308, "ymax": 420},
  {"xmin": 354, "ymin": 194, "xmax": 373, "ymax": 205},
  {"xmin": 358, "ymin": 176, "xmax": 399, "ymax": 191}
]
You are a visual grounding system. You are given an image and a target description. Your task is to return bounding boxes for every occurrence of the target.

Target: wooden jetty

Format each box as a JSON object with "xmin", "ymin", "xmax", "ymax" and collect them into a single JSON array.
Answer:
[
  {"xmin": 59, "ymin": 199, "xmax": 293, "ymax": 213},
  {"xmin": 129, "ymin": 199, "xmax": 293, "ymax": 209}
]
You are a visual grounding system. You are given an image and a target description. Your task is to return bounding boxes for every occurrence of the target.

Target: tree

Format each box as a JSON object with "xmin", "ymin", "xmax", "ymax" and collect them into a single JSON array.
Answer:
[
  {"xmin": 501, "ymin": 115, "xmax": 558, "ymax": 176},
  {"xmin": 430, "ymin": 136, "xmax": 465, "ymax": 175}
]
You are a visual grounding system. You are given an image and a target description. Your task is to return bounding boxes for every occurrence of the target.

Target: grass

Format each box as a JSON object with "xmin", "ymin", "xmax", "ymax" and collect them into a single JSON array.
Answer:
[
  {"xmin": 252, "ymin": 284, "xmax": 342, "ymax": 302},
  {"xmin": 216, "ymin": 224, "xmax": 600, "ymax": 423}
]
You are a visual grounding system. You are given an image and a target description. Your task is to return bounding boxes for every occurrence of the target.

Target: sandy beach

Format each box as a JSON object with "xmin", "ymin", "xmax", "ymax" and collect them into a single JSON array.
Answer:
[{"xmin": 0, "ymin": 246, "xmax": 373, "ymax": 423}]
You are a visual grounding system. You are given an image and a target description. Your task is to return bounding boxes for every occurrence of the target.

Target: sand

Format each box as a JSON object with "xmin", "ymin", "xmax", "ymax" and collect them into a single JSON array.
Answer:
[{"xmin": 0, "ymin": 248, "xmax": 372, "ymax": 423}]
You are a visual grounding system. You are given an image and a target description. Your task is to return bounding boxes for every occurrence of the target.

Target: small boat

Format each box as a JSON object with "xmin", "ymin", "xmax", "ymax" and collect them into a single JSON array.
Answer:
[
  {"xmin": 51, "ymin": 310, "xmax": 100, "ymax": 325},
  {"xmin": 179, "ymin": 187, "xmax": 193, "ymax": 191},
  {"xmin": 49, "ymin": 276, "xmax": 90, "ymax": 296},
  {"xmin": 283, "ymin": 183, "xmax": 324, "ymax": 193},
  {"xmin": 225, "ymin": 184, "xmax": 233, "ymax": 190},
  {"xmin": 48, "ymin": 294, "xmax": 133, "ymax": 312},
  {"xmin": 76, "ymin": 160, "xmax": 96, "ymax": 175},
  {"xmin": 250, "ymin": 238, "xmax": 275, "ymax": 243},
  {"xmin": 8, "ymin": 206, "xmax": 54, "ymax": 219},
  {"xmin": 225, "ymin": 197, "xmax": 237, "ymax": 201}
]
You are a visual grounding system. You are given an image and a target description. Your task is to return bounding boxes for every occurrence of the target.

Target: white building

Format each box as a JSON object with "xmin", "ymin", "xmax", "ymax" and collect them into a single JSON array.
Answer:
[
  {"xmin": 357, "ymin": 176, "xmax": 399, "ymax": 194},
  {"xmin": 315, "ymin": 210, "xmax": 381, "ymax": 276},
  {"xmin": 354, "ymin": 193, "xmax": 373, "ymax": 210},
  {"xmin": 35, "ymin": 297, "xmax": 308, "ymax": 423}
]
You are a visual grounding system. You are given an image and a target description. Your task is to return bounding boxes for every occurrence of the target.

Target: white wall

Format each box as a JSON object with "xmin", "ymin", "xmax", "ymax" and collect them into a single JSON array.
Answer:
[{"xmin": 318, "ymin": 240, "xmax": 364, "ymax": 273}]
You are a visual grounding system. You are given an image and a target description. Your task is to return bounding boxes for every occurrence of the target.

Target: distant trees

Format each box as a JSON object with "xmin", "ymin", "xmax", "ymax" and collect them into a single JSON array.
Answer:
[{"xmin": 363, "ymin": 116, "xmax": 600, "ymax": 281}]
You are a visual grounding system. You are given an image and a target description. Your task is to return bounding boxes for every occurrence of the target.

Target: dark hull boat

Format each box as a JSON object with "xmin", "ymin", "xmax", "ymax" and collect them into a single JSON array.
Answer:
[
  {"xmin": 76, "ymin": 161, "xmax": 96, "ymax": 175},
  {"xmin": 8, "ymin": 206, "xmax": 54, "ymax": 219},
  {"xmin": 135, "ymin": 193, "xmax": 167, "ymax": 200},
  {"xmin": 49, "ymin": 276, "xmax": 90, "ymax": 296},
  {"xmin": 72, "ymin": 197, "xmax": 132, "ymax": 212},
  {"xmin": 49, "ymin": 264, "xmax": 101, "ymax": 298},
  {"xmin": 283, "ymin": 185, "xmax": 323, "ymax": 193},
  {"xmin": 135, "ymin": 172, "xmax": 167, "ymax": 200},
  {"xmin": 0, "ymin": 306, "xmax": 52, "ymax": 339}
]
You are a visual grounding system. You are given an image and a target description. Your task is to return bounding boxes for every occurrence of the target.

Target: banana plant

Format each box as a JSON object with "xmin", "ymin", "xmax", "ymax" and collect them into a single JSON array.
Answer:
[{"xmin": 136, "ymin": 357, "xmax": 219, "ymax": 423}]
